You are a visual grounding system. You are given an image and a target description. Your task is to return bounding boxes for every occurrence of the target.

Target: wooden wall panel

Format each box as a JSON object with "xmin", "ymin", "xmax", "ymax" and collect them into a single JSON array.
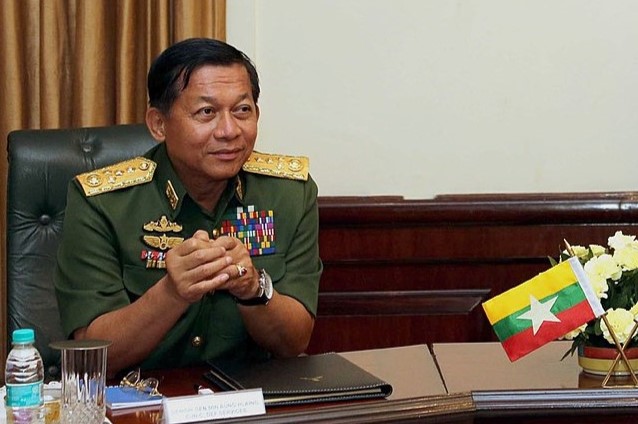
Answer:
[{"xmin": 306, "ymin": 193, "xmax": 638, "ymax": 354}]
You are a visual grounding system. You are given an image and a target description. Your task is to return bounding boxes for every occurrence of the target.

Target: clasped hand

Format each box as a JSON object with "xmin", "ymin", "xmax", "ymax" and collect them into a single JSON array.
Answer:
[{"xmin": 164, "ymin": 230, "xmax": 257, "ymax": 303}]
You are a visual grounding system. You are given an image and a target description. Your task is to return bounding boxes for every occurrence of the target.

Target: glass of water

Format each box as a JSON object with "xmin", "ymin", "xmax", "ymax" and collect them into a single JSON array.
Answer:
[{"xmin": 50, "ymin": 339, "xmax": 111, "ymax": 424}]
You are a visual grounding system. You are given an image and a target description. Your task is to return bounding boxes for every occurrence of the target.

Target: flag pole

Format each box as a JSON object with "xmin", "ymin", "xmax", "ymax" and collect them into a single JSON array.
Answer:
[{"xmin": 563, "ymin": 239, "xmax": 576, "ymax": 257}]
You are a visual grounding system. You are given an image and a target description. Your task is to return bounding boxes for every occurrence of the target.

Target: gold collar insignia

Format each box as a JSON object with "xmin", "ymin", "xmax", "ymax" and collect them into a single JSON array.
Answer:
[
  {"xmin": 165, "ymin": 180, "xmax": 179, "ymax": 210},
  {"xmin": 235, "ymin": 176, "xmax": 244, "ymax": 201}
]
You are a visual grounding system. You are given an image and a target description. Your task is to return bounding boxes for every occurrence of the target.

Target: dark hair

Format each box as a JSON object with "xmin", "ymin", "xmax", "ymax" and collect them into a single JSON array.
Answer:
[{"xmin": 147, "ymin": 38, "xmax": 260, "ymax": 114}]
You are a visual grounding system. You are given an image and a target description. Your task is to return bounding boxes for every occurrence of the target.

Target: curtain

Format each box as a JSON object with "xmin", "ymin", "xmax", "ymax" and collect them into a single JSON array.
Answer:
[{"xmin": 0, "ymin": 0, "xmax": 225, "ymax": 354}]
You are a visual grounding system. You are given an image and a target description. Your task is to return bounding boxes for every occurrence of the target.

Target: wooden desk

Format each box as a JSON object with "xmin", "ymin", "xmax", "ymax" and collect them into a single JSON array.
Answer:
[
  {"xmin": 108, "ymin": 345, "xmax": 472, "ymax": 424},
  {"xmin": 108, "ymin": 342, "xmax": 638, "ymax": 423},
  {"xmin": 433, "ymin": 341, "xmax": 638, "ymax": 423}
]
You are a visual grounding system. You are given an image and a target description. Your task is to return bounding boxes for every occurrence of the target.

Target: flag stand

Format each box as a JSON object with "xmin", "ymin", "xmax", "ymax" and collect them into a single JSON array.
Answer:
[
  {"xmin": 561, "ymin": 240, "xmax": 638, "ymax": 388},
  {"xmin": 600, "ymin": 315, "xmax": 638, "ymax": 388}
]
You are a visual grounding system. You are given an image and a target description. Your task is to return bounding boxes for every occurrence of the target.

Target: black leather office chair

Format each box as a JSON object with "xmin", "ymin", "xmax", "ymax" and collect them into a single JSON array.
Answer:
[{"xmin": 6, "ymin": 124, "xmax": 157, "ymax": 379}]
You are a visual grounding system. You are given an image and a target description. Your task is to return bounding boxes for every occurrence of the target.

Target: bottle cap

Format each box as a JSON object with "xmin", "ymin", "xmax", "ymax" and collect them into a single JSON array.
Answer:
[{"xmin": 12, "ymin": 328, "xmax": 35, "ymax": 343}]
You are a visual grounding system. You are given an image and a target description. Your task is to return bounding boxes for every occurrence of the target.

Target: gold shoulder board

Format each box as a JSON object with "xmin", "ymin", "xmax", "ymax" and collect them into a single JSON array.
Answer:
[
  {"xmin": 76, "ymin": 157, "xmax": 157, "ymax": 197},
  {"xmin": 242, "ymin": 151, "xmax": 309, "ymax": 181}
]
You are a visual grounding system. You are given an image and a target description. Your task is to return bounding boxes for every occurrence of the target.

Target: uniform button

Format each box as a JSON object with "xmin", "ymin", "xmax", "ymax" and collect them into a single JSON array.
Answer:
[
  {"xmin": 191, "ymin": 336, "xmax": 203, "ymax": 347},
  {"xmin": 211, "ymin": 229, "xmax": 220, "ymax": 239}
]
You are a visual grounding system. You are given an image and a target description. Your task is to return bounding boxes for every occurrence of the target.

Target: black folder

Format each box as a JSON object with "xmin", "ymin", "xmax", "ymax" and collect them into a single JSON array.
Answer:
[{"xmin": 204, "ymin": 352, "xmax": 393, "ymax": 406}]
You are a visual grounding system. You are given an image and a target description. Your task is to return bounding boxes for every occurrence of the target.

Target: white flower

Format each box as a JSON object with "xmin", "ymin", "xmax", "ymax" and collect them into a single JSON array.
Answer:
[
  {"xmin": 584, "ymin": 253, "xmax": 622, "ymax": 282},
  {"xmin": 588, "ymin": 274, "xmax": 609, "ymax": 300},
  {"xmin": 561, "ymin": 324, "xmax": 587, "ymax": 340},
  {"xmin": 558, "ymin": 233, "xmax": 638, "ymax": 354},
  {"xmin": 601, "ymin": 308, "xmax": 636, "ymax": 345},
  {"xmin": 589, "ymin": 244, "xmax": 606, "ymax": 257},
  {"xmin": 613, "ymin": 245, "xmax": 638, "ymax": 271},
  {"xmin": 608, "ymin": 231, "xmax": 637, "ymax": 251}
]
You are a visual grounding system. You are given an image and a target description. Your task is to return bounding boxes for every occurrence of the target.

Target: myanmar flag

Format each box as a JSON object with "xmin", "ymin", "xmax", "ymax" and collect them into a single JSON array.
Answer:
[{"xmin": 482, "ymin": 256, "xmax": 604, "ymax": 362}]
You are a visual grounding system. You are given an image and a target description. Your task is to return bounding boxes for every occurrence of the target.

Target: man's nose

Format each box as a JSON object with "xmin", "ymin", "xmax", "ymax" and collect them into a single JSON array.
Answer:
[{"xmin": 213, "ymin": 112, "xmax": 241, "ymax": 139}]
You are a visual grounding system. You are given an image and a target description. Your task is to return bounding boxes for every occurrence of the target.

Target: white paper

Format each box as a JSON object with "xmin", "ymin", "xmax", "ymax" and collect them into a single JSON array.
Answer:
[{"xmin": 162, "ymin": 388, "xmax": 265, "ymax": 423}]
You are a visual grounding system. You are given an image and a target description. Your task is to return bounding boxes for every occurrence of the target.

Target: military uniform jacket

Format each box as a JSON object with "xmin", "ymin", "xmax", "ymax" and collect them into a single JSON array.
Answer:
[{"xmin": 54, "ymin": 142, "xmax": 322, "ymax": 370}]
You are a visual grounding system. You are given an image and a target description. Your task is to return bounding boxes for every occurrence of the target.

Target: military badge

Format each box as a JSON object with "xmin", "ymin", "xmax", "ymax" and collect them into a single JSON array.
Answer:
[
  {"xmin": 141, "ymin": 215, "xmax": 184, "ymax": 268},
  {"xmin": 76, "ymin": 157, "xmax": 156, "ymax": 196},
  {"xmin": 143, "ymin": 215, "xmax": 182, "ymax": 233},
  {"xmin": 165, "ymin": 180, "xmax": 179, "ymax": 210},
  {"xmin": 219, "ymin": 205, "xmax": 275, "ymax": 256},
  {"xmin": 242, "ymin": 151, "xmax": 309, "ymax": 181},
  {"xmin": 141, "ymin": 250, "xmax": 166, "ymax": 269},
  {"xmin": 142, "ymin": 234, "xmax": 184, "ymax": 251}
]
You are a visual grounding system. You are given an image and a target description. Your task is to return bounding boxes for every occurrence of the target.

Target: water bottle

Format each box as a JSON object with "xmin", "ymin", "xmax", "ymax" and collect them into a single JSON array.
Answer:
[{"xmin": 5, "ymin": 328, "xmax": 45, "ymax": 424}]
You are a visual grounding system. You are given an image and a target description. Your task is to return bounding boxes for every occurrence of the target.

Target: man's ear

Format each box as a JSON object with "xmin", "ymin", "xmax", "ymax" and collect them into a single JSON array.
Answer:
[{"xmin": 145, "ymin": 108, "xmax": 166, "ymax": 142}]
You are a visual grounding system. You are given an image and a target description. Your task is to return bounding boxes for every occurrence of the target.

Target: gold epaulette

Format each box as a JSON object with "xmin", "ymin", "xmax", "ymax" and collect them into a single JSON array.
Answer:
[
  {"xmin": 76, "ymin": 157, "xmax": 157, "ymax": 197},
  {"xmin": 242, "ymin": 151, "xmax": 309, "ymax": 181}
]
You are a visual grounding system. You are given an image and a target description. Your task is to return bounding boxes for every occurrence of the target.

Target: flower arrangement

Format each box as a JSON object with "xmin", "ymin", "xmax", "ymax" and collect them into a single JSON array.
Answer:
[{"xmin": 556, "ymin": 231, "xmax": 638, "ymax": 359}]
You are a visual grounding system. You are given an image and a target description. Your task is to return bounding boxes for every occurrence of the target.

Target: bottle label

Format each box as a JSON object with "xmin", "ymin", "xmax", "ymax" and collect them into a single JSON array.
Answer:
[{"xmin": 5, "ymin": 381, "xmax": 43, "ymax": 407}]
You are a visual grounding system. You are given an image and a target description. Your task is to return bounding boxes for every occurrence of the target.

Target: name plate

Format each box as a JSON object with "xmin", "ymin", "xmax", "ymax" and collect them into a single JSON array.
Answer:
[{"xmin": 162, "ymin": 389, "xmax": 265, "ymax": 423}]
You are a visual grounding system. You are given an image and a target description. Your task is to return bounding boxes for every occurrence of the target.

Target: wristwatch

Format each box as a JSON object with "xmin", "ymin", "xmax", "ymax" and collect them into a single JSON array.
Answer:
[{"xmin": 235, "ymin": 269, "xmax": 273, "ymax": 306}]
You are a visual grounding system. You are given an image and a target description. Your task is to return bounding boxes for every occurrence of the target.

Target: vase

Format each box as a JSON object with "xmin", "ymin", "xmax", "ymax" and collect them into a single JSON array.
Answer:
[{"xmin": 578, "ymin": 345, "xmax": 638, "ymax": 376}]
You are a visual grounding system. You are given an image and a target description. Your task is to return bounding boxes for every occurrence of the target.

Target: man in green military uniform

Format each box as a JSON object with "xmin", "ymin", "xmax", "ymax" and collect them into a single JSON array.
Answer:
[{"xmin": 54, "ymin": 38, "xmax": 322, "ymax": 375}]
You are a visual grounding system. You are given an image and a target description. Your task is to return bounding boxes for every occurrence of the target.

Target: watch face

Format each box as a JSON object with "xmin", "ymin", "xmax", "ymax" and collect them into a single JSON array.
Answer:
[
  {"xmin": 236, "ymin": 270, "xmax": 273, "ymax": 306},
  {"xmin": 263, "ymin": 271, "xmax": 274, "ymax": 299}
]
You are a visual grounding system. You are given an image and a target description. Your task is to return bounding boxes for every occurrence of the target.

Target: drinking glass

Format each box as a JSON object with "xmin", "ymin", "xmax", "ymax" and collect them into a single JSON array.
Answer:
[{"xmin": 50, "ymin": 339, "xmax": 111, "ymax": 424}]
